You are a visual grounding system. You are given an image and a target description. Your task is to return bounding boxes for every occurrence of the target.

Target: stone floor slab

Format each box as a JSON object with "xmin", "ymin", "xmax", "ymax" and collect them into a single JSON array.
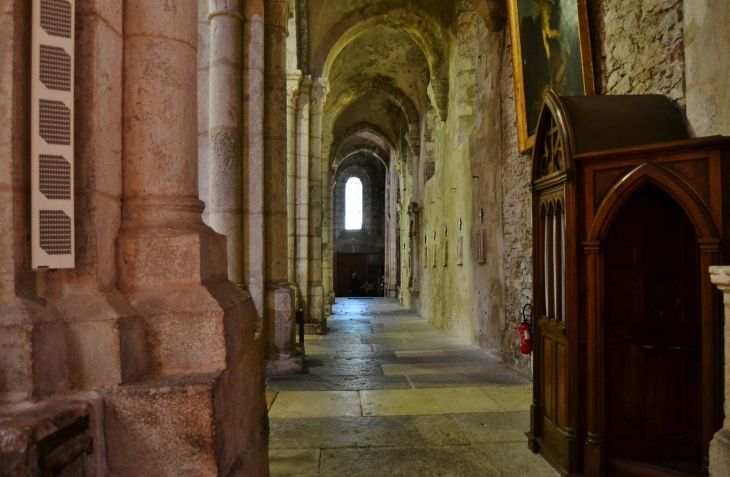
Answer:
[
  {"xmin": 427, "ymin": 387, "xmax": 504, "ymax": 414},
  {"xmin": 360, "ymin": 389, "xmax": 443, "ymax": 416},
  {"xmin": 481, "ymin": 385, "xmax": 533, "ymax": 412},
  {"xmin": 480, "ymin": 442, "xmax": 559, "ymax": 476},
  {"xmin": 269, "ymin": 449, "xmax": 321, "ymax": 476},
  {"xmin": 270, "ymin": 415, "xmax": 470, "ymax": 450},
  {"xmin": 453, "ymin": 412, "xmax": 531, "ymax": 443},
  {"xmin": 318, "ymin": 445, "xmax": 503, "ymax": 477},
  {"xmin": 268, "ymin": 391, "xmax": 362, "ymax": 419},
  {"xmin": 381, "ymin": 361, "xmax": 496, "ymax": 376}
]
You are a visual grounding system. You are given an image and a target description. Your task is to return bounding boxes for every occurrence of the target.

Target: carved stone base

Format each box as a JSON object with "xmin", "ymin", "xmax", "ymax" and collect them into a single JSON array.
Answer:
[{"xmin": 265, "ymin": 355, "xmax": 304, "ymax": 377}]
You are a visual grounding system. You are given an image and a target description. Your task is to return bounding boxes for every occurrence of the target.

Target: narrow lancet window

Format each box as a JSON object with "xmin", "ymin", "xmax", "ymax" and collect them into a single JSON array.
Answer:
[{"xmin": 345, "ymin": 177, "xmax": 363, "ymax": 230}]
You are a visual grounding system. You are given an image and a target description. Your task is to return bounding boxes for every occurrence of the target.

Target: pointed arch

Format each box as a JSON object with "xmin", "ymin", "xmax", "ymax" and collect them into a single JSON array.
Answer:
[{"xmin": 588, "ymin": 163, "xmax": 719, "ymax": 242}]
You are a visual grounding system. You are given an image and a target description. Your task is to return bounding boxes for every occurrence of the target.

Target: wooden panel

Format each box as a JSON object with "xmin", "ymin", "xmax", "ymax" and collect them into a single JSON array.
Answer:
[
  {"xmin": 556, "ymin": 343, "xmax": 567, "ymax": 430},
  {"xmin": 666, "ymin": 158, "xmax": 710, "ymax": 204},
  {"xmin": 593, "ymin": 166, "xmax": 630, "ymax": 210},
  {"xmin": 543, "ymin": 335, "xmax": 555, "ymax": 423}
]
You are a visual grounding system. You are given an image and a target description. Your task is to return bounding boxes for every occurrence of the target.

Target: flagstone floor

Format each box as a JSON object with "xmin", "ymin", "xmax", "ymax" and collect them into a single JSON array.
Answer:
[{"xmin": 266, "ymin": 298, "xmax": 559, "ymax": 477}]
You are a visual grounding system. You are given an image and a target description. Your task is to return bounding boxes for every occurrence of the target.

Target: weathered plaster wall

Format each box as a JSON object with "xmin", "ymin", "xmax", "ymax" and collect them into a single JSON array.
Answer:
[
  {"xmin": 684, "ymin": 0, "xmax": 730, "ymax": 136},
  {"xmin": 413, "ymin": 13, "xmax": 507, "ymax": 354}
]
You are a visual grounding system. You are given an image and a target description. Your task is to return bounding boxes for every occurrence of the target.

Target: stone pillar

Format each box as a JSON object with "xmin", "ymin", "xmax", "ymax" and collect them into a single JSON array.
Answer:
[
  {"xmin": 208, "ymin": 0, "xmax": 244, "ymax": 284},
  {"xmin": 110, "ymin": 2, "xmax": 268, "ymax": 475},
  {"xmin": 295, "ymin": 77, "xmax": 312, "ymax": 321},
  {"xmin": 287, "ymin": 72, "xmax": 302, "ymax": 297},
  {"xmin": 243, "ymin": 0, "xmax": 266, "ymax": 317},
  {"xmin": 386, "ymin": 159, "xmax": 401, "ymax": 297},
  {"xmin": 710, "ymin": 266, "xmax": 730, "ymax": 476},
  {"xmin": 308, "ymin": 78, "xmax": 328, "ymax": 330},
  {"xmin": 321, "ymin": 131, "xmax": 335, "ymax": 317},
  {"xmin": 263, "ymin": 0, "xmax": 298, "ymax": 373}
]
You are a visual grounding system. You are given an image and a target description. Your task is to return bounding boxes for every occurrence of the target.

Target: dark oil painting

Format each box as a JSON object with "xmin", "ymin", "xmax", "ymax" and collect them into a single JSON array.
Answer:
[{"xmin": 509, "ymin": 0, "xmax": 592, "ymax": 151}]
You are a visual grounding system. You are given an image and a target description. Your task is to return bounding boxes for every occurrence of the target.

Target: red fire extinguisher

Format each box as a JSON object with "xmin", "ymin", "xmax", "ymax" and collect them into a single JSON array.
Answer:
[{"xmin": 520, "ymin": 304, "xmax": 533, "ymax": 355}]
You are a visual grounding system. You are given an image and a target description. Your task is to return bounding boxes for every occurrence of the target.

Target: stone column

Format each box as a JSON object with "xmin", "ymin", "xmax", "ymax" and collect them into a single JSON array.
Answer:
[
  {"xmin": 321, "ymin": 131, "xmax": 335, "ymax": 318},
  {"xmin": 243, "ymin": 0, "xmax": 266, "ymax": 317},
  {"xmin": 710, "ymin": 266, "xmax": 730, "ymax": 476},
  {"xmin": 295, "ymin": 77, "xmax": 312, "ymax": 321},
  {"xmin": 307, "ymin": 78, "xmax": 328, "ymax": 330},
  {"xmin": 111, "ymin": 2, "xmax": 268, "ymax": 475},
  {"xmin": 264, "ymin": 0, "xmax": 298, "ymax": 372},
  {"xmin": 208, "ymin": 0, "xmax": 244, "ymax": 284},
  {"xmin": 287, "ymin": 72, "xmax": 302, "ymax": 298}
]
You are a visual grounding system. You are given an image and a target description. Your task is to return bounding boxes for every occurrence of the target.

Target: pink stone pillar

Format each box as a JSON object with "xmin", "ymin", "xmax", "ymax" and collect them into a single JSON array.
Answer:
[
  {"xmin": 264, "ymin": 0, "xmax": 297, "ymax": 367},
  {"xmin": 110, "ymin": 1, "xmax": 269, "ymax": 474},
  {"xmin": 119, "ymin": 1, "xmax": 229, "ymax": 373}
]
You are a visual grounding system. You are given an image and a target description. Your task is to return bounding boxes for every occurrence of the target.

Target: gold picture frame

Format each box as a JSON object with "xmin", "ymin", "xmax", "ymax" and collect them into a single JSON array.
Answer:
[{"xmin": 507, "ymin": 0, "xmax": 595, "ymax": 152}]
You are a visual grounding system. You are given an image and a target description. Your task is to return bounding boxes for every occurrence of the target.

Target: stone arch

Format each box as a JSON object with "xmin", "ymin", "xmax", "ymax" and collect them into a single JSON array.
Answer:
[
  {"xmin": 324, "ymin": 77, "xmax": 422, "ymax": 158},
  {"xmin": 331, "ymin": 122, "xmax": 394, "ymax": 164},
  {"xmin": 311, "ymin": 6, "xmax": 450, "ymax": 119}
]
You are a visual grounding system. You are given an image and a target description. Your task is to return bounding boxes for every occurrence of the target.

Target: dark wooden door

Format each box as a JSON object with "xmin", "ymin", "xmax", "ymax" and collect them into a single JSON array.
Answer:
[
  {"xmin": 335, "ymin": 253, "xmax": 384, "ymax": 297},
  {"xmin": 603, "ymin": 184, "xmax": 702, "ymax": 476}
]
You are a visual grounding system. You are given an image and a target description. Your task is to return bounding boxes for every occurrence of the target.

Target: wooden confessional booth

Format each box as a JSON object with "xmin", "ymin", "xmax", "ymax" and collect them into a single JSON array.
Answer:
[{"xmin": 526, "ymin": 91, "xmax": 730, "ymax": 477}]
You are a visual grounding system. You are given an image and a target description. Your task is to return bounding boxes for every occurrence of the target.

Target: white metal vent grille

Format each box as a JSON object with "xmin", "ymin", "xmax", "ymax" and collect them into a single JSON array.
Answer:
[
  {"xmin": 39, "ymin": 155, "xmax": 71, "ymax": 200},
  {"xmin": 31, "ymin": 0, "xmax": 75, "ymax": 269},
  {"xmin": 40, "ymin": 45, "xmax": 72, "ymax": 91}
]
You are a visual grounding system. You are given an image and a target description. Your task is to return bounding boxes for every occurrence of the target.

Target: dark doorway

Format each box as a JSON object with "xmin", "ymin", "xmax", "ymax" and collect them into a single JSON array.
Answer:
[
  {"xmin": 603, "ymin": 184, "xmax": 702, "ymax": 476},
  {"xmin": 335, "ymin": 253, "xmax": 384, "ymax": 297}
]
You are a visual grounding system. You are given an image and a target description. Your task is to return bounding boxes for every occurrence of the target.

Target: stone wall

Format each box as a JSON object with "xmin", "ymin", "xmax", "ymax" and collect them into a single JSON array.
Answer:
[
  {"xmin": 332, "ymin": 156, "xmax": 388, "ymax": 254},
  {"xmin": 589, "ymin": 0, "xmax": 686, "ymax": 106},
  {"xmin": 499, "ymin": 30, "xmax": 533, "ymax": 375}
]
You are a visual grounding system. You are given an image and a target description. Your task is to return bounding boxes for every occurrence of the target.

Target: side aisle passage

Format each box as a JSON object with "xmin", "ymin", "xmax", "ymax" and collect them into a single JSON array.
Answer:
[{"xmin": 266, "ymin": 298, "xmax": 559, "ymax": 476}]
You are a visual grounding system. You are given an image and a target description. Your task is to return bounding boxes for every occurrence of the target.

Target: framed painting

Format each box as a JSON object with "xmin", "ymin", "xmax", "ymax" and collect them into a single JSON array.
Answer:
[{"xmin": 507, "ymin": 0, "xmax": 595, "ymax": 152}]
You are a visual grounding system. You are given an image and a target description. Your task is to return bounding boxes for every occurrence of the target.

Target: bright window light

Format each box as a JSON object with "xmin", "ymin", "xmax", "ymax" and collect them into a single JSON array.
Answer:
[{"xmin": 345, "ymin": 177, "xmax": 363, "ymax": 230}]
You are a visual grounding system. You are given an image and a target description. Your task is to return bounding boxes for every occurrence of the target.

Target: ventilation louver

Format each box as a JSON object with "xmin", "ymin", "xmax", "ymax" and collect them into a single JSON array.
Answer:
[{"xmin": 31, "ymin": 0, "xmax": 75, "ymax": 269}]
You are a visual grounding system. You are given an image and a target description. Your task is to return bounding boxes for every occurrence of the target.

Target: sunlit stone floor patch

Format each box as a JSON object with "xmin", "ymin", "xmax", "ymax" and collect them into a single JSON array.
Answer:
[{"xmin": 267, "ymin": 298, "xmax": 558, "ymax": 477}]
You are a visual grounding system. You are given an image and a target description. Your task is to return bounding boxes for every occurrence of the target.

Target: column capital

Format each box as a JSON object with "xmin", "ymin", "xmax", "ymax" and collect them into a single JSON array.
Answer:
[
  {"xmin": 310, "ymin": 77, "xmax": 330, "ymax": 113},
  {"xmin": 298, "ymin": 76, "xmax": 313, "ymax": 108},
  {"xmin": 208, "ymin": 0, "xmax": 243, "ymax": 20},
  {"xmin": 287, "ymin": 70, "xmax": 303, "ymax": 107},
  {"xmin": 264, "ymin": 0, "xmax": 291, "ymax": 29}
]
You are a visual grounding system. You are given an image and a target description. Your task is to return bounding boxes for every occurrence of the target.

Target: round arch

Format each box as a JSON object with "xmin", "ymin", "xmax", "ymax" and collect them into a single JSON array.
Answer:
[{"xmin": 312, "ymin": 7, "xmax": 448, "ymax": 83}]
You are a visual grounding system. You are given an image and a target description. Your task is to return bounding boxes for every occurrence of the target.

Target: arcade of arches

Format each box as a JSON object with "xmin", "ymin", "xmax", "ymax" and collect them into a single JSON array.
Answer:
[{"xmin": 2, "ymin": 0, "xmax": 730, "ymax": 475}]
